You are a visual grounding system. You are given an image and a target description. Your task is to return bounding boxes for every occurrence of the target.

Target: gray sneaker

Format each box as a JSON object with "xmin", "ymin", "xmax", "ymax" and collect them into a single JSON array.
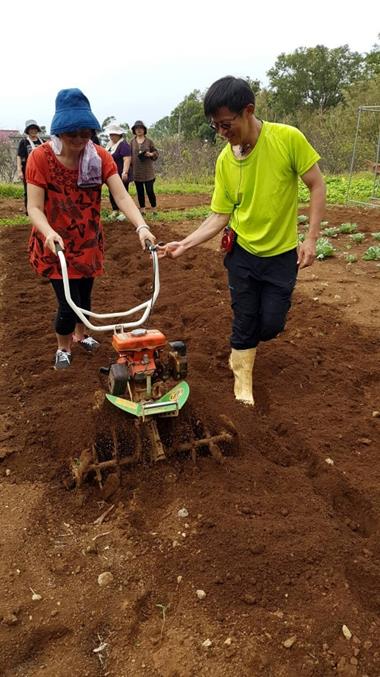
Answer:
[
  {"xmin": 54, "ymin": 350, "xmax": 72, "ymax": 370},
  {"xmin": 80, "ymin": 336, "xmax": 100, "ymax": 352}
]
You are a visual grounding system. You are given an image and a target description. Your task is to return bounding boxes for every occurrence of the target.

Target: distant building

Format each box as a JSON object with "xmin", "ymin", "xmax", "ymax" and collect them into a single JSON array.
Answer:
[
  {"xmin": 0, "ymin": 129, "xmax": 20, "ymax": 141},
  {"xmin": 0, "ymin": 130, "xmax": 22, "ymax": 182}
]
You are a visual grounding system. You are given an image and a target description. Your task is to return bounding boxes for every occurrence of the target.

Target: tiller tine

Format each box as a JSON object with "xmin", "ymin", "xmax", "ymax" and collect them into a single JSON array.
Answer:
[{"xmin": 166, "ymin": 414, "xmax": 239, "ymax": 464}]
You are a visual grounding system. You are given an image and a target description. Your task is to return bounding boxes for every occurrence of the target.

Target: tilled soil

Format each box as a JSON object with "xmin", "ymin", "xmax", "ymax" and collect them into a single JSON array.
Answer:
[{"xmin": 0, "ymin": 201, "xmax": 379, "ymax": 677}]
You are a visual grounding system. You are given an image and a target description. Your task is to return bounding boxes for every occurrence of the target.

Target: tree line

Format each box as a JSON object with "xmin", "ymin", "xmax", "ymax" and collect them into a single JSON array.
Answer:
[
  {"xmin": 0, "ymin": 40, "xmax": 378, "ymax": 182},
  {"xmin": 146, "ymin": 39, "xmax": 380, "ymax": 176}
]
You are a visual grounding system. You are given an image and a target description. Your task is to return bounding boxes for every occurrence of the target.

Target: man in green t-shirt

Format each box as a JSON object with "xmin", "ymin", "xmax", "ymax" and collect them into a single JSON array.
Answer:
[{"xmin": 164, "ymin": 76, "xmax": 326, "ymax": 407}]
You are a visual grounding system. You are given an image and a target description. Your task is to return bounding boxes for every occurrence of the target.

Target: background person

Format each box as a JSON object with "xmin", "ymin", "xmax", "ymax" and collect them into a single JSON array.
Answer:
[
  {"xmin": 91, "ymin": 130, "xmax": 101, "ymax": 145},
  {"xmin": 26, "ymin": 88, "xmax": 155, "ymax": 370},
  {"xmin": 130, "ymin": 120, "xmax": 158, "ymax": 214},
  {"xmin": 163, "ymin": 76, "xmax": 326, "ymax": 407},
  {"xmin": 105, "ymin": 122, "xmax": 132, "ymax": 219},
  {"xmin": 17, "ymin": 120, "xmax": 44, "ymax": 212}
]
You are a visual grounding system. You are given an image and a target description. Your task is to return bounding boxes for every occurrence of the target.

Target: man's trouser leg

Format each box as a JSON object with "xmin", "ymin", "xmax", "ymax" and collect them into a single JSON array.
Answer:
[{"xmin": 224, "ymin": 243, "xmax": 298, "ymax": 405}]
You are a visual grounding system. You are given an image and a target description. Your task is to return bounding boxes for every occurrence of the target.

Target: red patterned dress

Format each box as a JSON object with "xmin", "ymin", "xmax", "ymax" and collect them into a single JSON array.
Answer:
[{"xmin": 26, "ymin": 143, "xmax": 117, "ymax": 278}]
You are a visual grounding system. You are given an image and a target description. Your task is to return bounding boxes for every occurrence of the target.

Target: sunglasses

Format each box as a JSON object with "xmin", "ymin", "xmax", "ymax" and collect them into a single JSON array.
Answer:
[
  {"xmin": 209, "ymin": 112, "xmax": 241, "ymax": 131},
  {"xmin": 63, "ymin": 129, "xmax": 92, "ymax": 139}
]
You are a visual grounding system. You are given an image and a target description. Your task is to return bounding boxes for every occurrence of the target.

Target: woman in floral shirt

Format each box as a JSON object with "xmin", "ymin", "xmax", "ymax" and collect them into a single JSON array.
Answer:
[{"xmin": 27, "ymin": 88, "xmax": 155, "ymax": 370}]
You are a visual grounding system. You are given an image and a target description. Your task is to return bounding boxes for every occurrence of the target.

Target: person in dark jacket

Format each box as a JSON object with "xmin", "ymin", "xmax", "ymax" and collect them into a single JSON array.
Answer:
[
  {"xmin": 130, "ymin": 120, "xmax": 158, "ymax": 214},
  {"xmin": 17, "ymin": 120, "xmax": 44, "ymax": 212}
]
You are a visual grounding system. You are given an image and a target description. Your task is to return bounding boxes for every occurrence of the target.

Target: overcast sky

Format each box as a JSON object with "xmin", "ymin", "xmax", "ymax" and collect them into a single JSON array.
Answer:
[{"xmin": 1, "ymin": 0, "xmax": 378, "ymax": 132}]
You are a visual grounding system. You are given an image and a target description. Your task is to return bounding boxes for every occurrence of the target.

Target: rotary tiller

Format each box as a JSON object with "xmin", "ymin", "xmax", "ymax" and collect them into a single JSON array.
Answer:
[{"xmin": 56, "ymin": 241, "xmax": 237, "ymax": 488}]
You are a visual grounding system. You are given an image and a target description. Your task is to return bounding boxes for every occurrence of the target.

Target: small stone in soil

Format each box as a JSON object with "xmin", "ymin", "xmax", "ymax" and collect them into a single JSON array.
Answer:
[
  {"xmin": 342, "ymin": 624, "xmax": 352, "ymax": 640},
  {"xmin": 2, "ymin": 613, "xmax": 18, "ymax": 626},
  {"xmin": 98, "ymin": 571, "xmax": 114, "ymax": 587},
  {"xmin": 202, "ymin": 639, "xmax": 212, "ymax": 648},
  {"xmin": 283, "ymin": 635, "xmax": 297, "ymax": 648}
]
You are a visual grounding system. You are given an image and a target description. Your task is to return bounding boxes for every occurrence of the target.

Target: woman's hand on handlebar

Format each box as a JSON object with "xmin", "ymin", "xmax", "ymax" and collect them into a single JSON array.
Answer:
[
  {"xmin": 45, "ymin": 231, "xmax": 65, "ymax": 255},
  {"xmin": 137, "ymin": 225, "xmax": 156, "ymax": 250}
]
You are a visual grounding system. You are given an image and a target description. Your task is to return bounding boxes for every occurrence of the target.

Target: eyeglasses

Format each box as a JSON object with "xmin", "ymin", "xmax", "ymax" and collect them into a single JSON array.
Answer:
[
  {"xmin": 63, "ymin": 129, "xmax": 92, "ymax": 139},
  {"xmin": 209, "ymin": 112, "xmax": 241, "ymax": 131}
]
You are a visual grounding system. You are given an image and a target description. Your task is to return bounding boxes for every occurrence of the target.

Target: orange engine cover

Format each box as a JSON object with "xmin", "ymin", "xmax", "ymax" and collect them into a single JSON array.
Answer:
[{"xmin": 112, "ymin": 329, "xmax": 167, "ymax": 353}]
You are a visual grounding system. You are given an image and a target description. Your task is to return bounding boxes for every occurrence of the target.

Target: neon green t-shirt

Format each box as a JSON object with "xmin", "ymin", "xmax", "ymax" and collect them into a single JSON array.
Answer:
[{"xmin": 211, "ymin": 121, "xmax": 320, "ymax": 257}]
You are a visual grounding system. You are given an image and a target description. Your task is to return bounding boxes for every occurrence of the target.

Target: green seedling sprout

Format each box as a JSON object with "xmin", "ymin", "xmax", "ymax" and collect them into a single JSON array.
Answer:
[
  {"xmin": 350, "ymin": 233, "xmax": 365, "ymax": 243},
  {"xmin": 339, "ymin": 222, "xmax": 358, "ymax": 234},
  {"xmin": 363, "ymin": 246, "xmax": 380, "ymax": 261},
  {"xmin": 316, "ymin": 237, "xmax": 335, "ymax": 260},
  {"xmin": 323, "ymin": 226, "xmax": 340, "ymax": 237},
  {"xmin": 156, "ymin": 603, "xmax": 169, "ymax": 640}
]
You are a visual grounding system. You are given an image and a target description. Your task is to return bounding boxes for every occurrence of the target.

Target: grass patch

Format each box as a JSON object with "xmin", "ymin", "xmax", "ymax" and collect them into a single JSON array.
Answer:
[
  {"xmin": 0, "ymin": 216, "xmax": 30, "ymax": 226},
  {"xmin": 102, "ymin": 206, "xmax": 211, "ymax": 224},
  {"xmin": 0, "ymin": 172, "xmax": 377, "ymax": 205},
  {"xmin": 102, "ymin": 180, "xmax": 213, "ymax": 198},
  {"xmin": 154, "ymin": 181, "xmax": 213, "ymax": 194},
  {"xmin": 149, "ymin": 206, "xmax": 211, "ymax": 222},
  {"xmin": 0, "ymin": 183, "xmax": 24, "ymax": 198}
]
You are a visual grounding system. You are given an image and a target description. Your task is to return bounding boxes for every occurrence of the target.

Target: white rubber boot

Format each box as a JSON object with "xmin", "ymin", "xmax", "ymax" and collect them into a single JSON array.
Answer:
[{"xmin": 229, "ymin": 347, "xmax": 256, "ymax": 406}]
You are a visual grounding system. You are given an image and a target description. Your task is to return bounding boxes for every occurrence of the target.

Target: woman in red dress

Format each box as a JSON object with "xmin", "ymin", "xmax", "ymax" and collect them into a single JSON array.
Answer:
[{"xmin": 27, "ymin": 88, "xmax": 155, "ymax": 369}]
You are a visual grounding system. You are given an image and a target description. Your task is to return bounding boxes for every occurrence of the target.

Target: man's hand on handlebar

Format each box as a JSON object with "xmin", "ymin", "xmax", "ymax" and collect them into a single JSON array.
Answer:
[
  {"xmin": 156, "ymin": 241, "xmax": 185, "ymax": 259},
  {"xmin": 45, "ymin": 231, "xmax": 65, "ymax": 255}
]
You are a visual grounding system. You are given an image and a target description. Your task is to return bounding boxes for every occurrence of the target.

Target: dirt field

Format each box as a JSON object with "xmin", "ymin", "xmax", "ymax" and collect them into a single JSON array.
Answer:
[{"xmin": 0, "ymin": 195, "xmax": 379, "ymax": 677}]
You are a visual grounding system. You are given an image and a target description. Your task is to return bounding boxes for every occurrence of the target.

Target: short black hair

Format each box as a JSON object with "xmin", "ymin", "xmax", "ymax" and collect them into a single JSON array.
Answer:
[{"xmin": 204, "ymin": 76, "xmax": 255, "ymax": 117}]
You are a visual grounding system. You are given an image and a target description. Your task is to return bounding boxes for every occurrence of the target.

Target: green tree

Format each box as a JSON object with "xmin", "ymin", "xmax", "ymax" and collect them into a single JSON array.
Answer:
[
  {"xmin": 120, "ymin": 122, "xmax": 131, "ymax": 137},
  {"xmin": 101, "ymin": 115, "xmax": 115, "ymax": 130},
  {"xmin": 290, "ymin": 73, "xmax": 380, "ymax": 173},
  {"xmin": 245, "ymin": 76, "xmax": 261, "ymax": 96},
  {"xmin": 151, "ymin": 90, "xmax": 214, "ymax": 142},
  {"xmin": 267, "ymin": 45, "xmax": 364, "ymax": 115},
  {"xmin": 364, "ymin": 35, "xmax": 380, "ymax": 77},
  {"xmin": 171, "ymin": 90, "xmax": 210, "ymax": 140},
  {"xmin": 150, "ymin": 115, "xmax": 176, "ymax": 139}
]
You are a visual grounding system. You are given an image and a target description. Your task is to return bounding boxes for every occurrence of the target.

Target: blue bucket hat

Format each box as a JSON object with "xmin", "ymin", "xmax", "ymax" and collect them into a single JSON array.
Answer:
[{"xmin": 50, "ymin": 88, "xmax": 101, "ymax": 135}]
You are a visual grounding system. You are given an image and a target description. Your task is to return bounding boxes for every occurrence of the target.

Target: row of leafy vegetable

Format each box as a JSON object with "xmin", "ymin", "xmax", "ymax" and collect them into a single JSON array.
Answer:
[{"xmin": 298, "ymin": 215, "xmax": 380, "ymax": 262}]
